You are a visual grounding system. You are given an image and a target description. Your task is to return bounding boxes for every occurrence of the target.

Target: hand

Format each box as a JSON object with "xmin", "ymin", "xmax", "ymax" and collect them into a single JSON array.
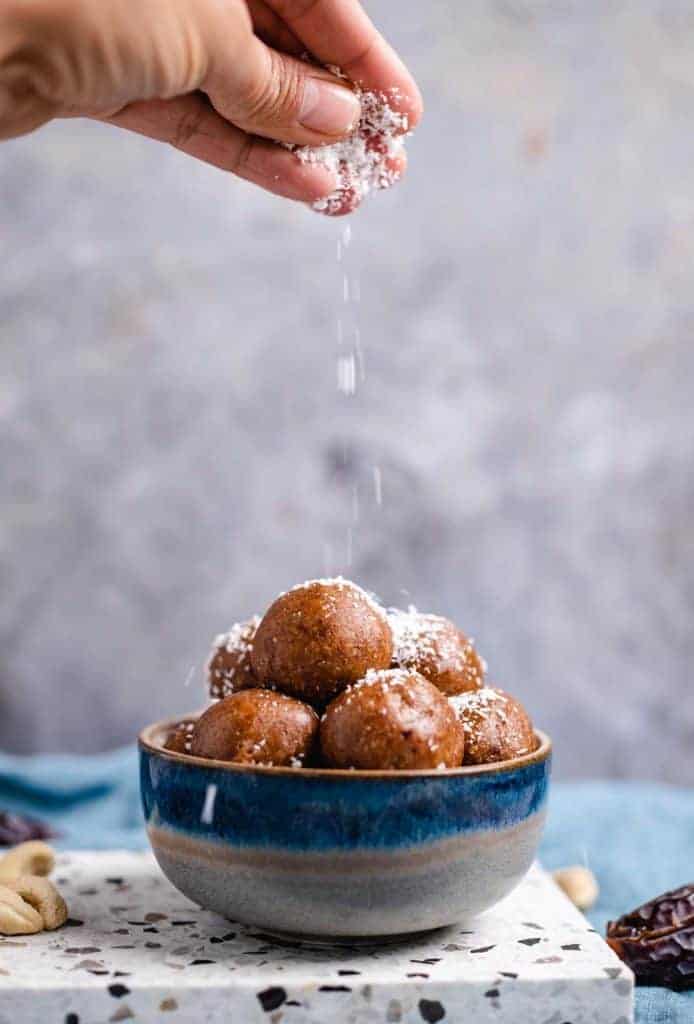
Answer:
[{"xmin": 0, "ymin": 0, "xmax": 422, "ymax": 209}]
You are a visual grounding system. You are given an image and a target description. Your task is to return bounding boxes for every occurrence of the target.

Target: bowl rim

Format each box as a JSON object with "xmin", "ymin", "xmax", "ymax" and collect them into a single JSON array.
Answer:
[{"xmin": 139, "ymin": 716, "xmax": 552, "ymax": 780}]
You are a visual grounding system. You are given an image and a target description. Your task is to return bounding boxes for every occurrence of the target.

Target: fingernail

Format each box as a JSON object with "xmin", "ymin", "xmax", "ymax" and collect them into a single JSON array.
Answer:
[{"xmin": 299, "ymin": 79, "xmax": 360, "ymax": 136}]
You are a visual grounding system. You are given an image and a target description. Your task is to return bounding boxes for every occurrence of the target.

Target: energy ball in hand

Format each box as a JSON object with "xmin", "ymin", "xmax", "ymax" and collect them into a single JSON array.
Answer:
[
  {"xmin": 190, "ymin": 690, "xmax": 319, "ymax": 767},
  {"xmin": 206, "ymin": 616, "xmax": 261, "ymax": 699},
  {"xmin": 320, "ymin": 669, "xmax": 464, "ymax": 770},
  {"xmin": 251, "ymin": 579, "xmax": 393, "ymax": 705},
  {"xmin": 449, "ymin": 688, "xmax": 536, "ymax": 765},
  {"xmin": 389, "ymin": 609, "xmax": 485, "ymax": 696}
]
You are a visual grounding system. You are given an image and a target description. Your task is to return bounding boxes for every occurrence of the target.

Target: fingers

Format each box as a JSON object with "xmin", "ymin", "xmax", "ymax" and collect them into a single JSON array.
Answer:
[
  {"xmin": 0, "ymin": 79, "xmax": 57, "ymax": 141},
  {"xmin": 0, "ymin": 13, "xmax": 60, "ymax": 140},
  {"xmin": 247, "ymin": 0, "xmax": 304, "ymax": 55},
  {"xmin": 101, "ymin": 93, "xmax": 337, "ymax": 203},
  {"xmin": 265, "ymin": 0, "xmax": 423, "ymax": 130},
  {"xmin": 203, "ymin": 36, "xmax": 361, "ymax": 147}
]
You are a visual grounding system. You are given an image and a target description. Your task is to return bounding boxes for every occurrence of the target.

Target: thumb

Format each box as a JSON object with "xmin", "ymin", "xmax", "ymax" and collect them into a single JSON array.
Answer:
[{"xmin": 203, "ymin": 35, "xmax": 361, "ymax": 146}]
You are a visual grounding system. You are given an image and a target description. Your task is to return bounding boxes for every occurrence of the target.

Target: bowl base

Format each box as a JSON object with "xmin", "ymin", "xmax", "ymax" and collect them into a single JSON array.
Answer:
[{"xmin": 249, "ymin": 925, "xmax": 448, "ymax": 948}]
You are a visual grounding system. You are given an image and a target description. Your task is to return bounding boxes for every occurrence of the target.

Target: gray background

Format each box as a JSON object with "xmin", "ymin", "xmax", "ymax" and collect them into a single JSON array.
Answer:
[{"xmin": 1, "ymin": 1, "xmax": 693, "ymax": 780}]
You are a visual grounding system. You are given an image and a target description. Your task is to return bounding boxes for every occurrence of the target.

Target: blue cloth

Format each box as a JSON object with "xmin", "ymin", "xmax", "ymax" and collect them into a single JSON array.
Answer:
[
  {"xmin": 541, "ymin": 781, "xmax": 694, "ymax": 1024},
  {"xmin": 0, "ymin": 747, "xmax": 143, "ymax": 850},
  {"xmin": 0, "ymin": 751, "xmax": 691, "ymax": 1023}
]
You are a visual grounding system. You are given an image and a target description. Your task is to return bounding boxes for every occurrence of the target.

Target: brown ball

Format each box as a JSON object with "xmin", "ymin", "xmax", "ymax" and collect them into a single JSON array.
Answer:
[
  {"xmin": 190, "ymin": 689, "xmax": 319, "ymax": 767},
  {"xmin": 390, "ymin": 609, "xmax": 485, "ymax": 696},
  {"xmin": 163, "ymin": 719, "xmax": 195, "ymax": 755},
  {"xmin": 320, "ymin": 669, "xmax": 465, "ymax": 770},
  {"xmin": 206, "ymin": 616, "xmax": 261, "ymax": 699},
  {"xmin": 251, "ymin": 579, "xmax": 393, "ymax": 705},
  {"xmin": 449, "ymin": 688, "xmax": 536, "ymax": 765}
]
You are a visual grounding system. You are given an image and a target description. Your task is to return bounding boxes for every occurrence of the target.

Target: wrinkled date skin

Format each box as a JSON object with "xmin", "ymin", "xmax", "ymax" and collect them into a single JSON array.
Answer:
[
  {"xmin": 607, "ymin": 883, "xmax": 694, "ymax": 989},
  {"xmin": 0, "ymin": 812, "xmax": 56, "ymax": 846}
]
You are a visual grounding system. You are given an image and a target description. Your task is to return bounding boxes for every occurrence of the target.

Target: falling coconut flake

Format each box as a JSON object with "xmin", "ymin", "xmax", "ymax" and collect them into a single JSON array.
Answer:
[
  {"xmin": 373, "ymin": 465, "xmax": 383, "ymax": 506},
  {"xmin": 337, "ymin": 353, "xmax": 357, "ymax": 395},
  {"xmin": 353, "ymin": 326, "xmax": 365, "ymax": 381},
  {"xmin": 351, "ymin": 483, "xmax": 359, "ymax": 523},
  {"xmin": 323, "ymin": 541, "xmax": 334, "ymax": 576}
]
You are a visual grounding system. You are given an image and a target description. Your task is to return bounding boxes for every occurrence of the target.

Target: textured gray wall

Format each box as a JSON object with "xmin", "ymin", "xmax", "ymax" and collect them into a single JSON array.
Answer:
[{"xmin": 1, "ymin": 1, "xmax": 693, "ymax": 780}]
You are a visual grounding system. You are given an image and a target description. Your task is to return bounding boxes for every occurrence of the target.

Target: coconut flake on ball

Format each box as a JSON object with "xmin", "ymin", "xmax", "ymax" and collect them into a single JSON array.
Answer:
[
  {"xmin": 449, "ymin": 687, "xmax": 509, "ymax": 733},
  {"xmin": 206, "ymin": 615, "xmax": 261, "ymax": 699},
  {"xmin": 388, "ymin": 606, "xmax": 486, "ymax": 695},
  {"xmin": 389, "ymin": 607, "xmax": 461, "ymax": 665},
  {"xmin": 286, "ymin": 577, "xmax": 387, "ymax": 620}
]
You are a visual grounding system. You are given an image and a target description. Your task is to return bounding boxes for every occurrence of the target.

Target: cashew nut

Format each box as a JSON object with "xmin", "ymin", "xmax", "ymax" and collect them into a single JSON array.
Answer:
[
  {"xmin": 553, "ymin": 865, "xmax": 599, "ymax": 910},
  {"xmin": 0, "ymin": 841, "xmax": 55, "ymax": 883},
  {"xmin": 5, "ymin": 875, "xmax": 68, "ymax": 931},
  {"xmin": 0, "ymin": 884, "xmax": 43, "ymax": 935}
]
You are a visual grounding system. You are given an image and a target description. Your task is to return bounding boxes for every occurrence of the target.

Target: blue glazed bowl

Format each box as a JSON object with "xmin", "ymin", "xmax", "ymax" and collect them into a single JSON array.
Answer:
[{"xmin": 139, "ymin": 720, "xmax": 551, "ymax": 939}]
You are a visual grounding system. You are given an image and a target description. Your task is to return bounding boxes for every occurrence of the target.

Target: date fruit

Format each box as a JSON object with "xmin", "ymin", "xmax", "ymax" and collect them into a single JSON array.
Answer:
[
  {"xmin": 0, "ymin": 813, "xmax": 56, "ymax": 847},
  {"xmin": 606, "ymin": 883, "xmax": 694, "ymax": 989}
]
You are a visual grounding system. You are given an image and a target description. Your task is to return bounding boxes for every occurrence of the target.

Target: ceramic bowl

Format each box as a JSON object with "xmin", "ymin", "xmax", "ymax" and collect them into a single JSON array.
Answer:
[{"xmin": 139, "ymin": 719, "xmax": 551, "ymax": 939}]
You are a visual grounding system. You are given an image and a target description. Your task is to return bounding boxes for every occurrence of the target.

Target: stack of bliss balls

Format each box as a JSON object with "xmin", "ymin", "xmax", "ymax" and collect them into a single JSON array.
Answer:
[{"xmin": 164, "ymin": 579, "xmax": 537, "ymax": 771}]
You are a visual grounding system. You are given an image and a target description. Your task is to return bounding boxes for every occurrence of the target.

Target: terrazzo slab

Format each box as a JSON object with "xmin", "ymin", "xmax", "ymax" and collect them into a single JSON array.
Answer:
[{"xmin": 0, "ymin": 852, "xmax": 633, "ymax": 1023}]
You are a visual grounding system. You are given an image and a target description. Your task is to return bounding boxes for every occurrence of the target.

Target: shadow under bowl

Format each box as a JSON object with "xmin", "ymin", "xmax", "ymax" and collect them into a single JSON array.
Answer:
[{"xmin": 139, "ymin": 720, "xmax": 552, "ymax": 939}]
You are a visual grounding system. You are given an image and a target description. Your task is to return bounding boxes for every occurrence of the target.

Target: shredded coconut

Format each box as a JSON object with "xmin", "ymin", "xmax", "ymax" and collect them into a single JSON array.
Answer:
[
  {"xmin": 331, "ymin": 668, "xmax": 415, "ymax": 711},
  {"xmin": 449, "ymin": 688, "xmax": 508, "ymax": 733},
  {"xmin": 213, "ymin": 616, "xmax": 261, "ymax": 660},
  {"xmin": 206, "ymin": 615, "xmax": 260, "ymax": 699},
  {"xmin": 362, "ymin": 667, "xmax": 412, "ymax": 687},
  {"xmin": 177, "ymin": 720, "xmax": 195, "ymax": 753},
  {"xmin": 284, "ymin": 577, "xmax": 387, "ymax": 620},
  {"xmin": 389, "ymin": 607, "xmax": 469, "ymax": 672},
  {"xmin": 286, "ymin": 74, "xmax": 410, "ymax": 215}
]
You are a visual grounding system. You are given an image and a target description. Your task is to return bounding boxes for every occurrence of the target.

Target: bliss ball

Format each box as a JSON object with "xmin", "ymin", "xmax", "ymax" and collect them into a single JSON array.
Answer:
[
  {"xmin": 163, "ymin": 719, "xmax": 195, "ymax": 755},
  {"xmin": 251, "ymin": 578, "xmax": 392, "ymax": 705},
  {"xmin": 320, "ymin": 668, "xmax": 465, "ymax": 770},
  {"xmin": 449, "ymin": 688, "xmax": 536, "ymax": 765},
  {"xmin": 190, "ymin": 689, "xmax": 319, "ymax": 767},
  {"xmin": 206, "ymin": 616, "xmax": 261, "ymax": 699},
  {"xmin": 389, "ymin": 608, "xmax": 485, "ymax": 696}
]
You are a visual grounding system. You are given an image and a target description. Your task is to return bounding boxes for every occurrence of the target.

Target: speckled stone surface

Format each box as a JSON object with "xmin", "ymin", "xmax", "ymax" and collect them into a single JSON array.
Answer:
[{"xmin": 0, "ymin": 852, "xmax": 632, "ymax": 1023}]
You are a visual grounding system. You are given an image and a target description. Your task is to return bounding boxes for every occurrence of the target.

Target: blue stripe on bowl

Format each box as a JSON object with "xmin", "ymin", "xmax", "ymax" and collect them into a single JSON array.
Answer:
[{"xmin": 141, "ymin": 750, "xmax": 551, "ymax": 852}]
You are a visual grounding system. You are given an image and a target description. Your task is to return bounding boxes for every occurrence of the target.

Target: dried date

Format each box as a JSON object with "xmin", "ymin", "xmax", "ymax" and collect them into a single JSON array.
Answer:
[
  {"xmin": 0, "ymin": 812, "xmax": 56, "ymax": 846},
  {"xmin": 607, "ymin": 883, "xmax": 694, "ymax": 990}
]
